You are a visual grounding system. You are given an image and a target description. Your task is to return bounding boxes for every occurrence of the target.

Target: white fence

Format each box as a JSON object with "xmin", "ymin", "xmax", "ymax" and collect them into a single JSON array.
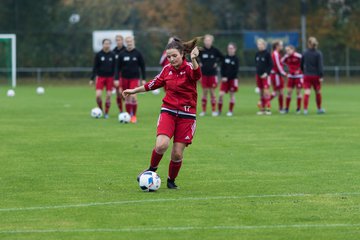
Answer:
[{"xmin": 1, "ymin": 66, "xmax": 360, "ymax": 84}]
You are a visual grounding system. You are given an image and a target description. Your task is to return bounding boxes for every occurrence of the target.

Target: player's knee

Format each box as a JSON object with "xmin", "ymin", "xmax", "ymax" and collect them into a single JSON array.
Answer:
[
  {"xmin": 155, "ymin": 142, "xmax": 169, "ymax": 154},
  {"xmin": 171, "ymin": 150, "xmax": 183, "ymax": 161},
  {"xmin": 304, "ymin": 89, "xmax": 311, "ymax": 95}
]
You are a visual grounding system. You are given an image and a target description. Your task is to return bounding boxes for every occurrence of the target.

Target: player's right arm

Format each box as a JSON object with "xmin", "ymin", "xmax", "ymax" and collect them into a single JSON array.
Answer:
[{"xmin": 90, "ymin": 53, "xmax": 99, "ymax": 85}]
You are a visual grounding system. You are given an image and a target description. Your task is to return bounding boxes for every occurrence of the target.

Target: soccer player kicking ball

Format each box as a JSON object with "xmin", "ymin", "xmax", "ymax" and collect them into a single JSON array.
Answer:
[
  {"xmin": 123, "ymin": 37, "xmax": 202, "ymax": 189},
  {"xmin": 218, "ymin": 42, "xmax": 239, "ymax": 116},
  {"xmin": 90, "ymin": 39, "xmax": 116, "ymax": 119},
  {"xmin": 281, "ymin": 45, "xmax": 303, "ymax": 114},
  {"xmin": 255, "ymin": 38, "xmax": 273, "ymax": 115},
  {"xmin": 301, "ymin": 37, "xmax": 325, "ymax": 115}
]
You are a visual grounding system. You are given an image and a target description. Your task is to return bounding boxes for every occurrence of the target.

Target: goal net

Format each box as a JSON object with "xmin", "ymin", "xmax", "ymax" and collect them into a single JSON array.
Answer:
[{"xmin": 0, "ymin": 34, "xmax": 16, "ymax": 88}]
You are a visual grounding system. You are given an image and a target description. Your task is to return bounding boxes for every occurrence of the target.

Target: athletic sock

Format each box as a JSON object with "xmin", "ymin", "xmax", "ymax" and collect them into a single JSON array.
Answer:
[
  {"xmin": 260, "ymin": 97, "xmax": 265, "ymax": 109},
  {"xmin": 150, "ymin": 149, "xmax": 163, "ymax": 169},
  {"xmin": 316, "ymin": 93, "xmax": 322, "ymax": 109},
  {"xmin": 211, "ymin": 96, "xmax": 216, "ymax": 111},
  {"xmin": 304, "ymin": 94, "xmax": 310, "ymax": 110},
  {"xmin": 168, "ymin": 160, "xmax": 182, "ymax": 181},
  {"xmin": 132, "ymin": 102, "xmax": 138, "ymax": 116},
  {"xmin": 218, "ymin": 97, "xmax": 223, "ymax": 113},
  {"xmin": 125, "ymin": 103, "xmax": 132, "ymax": 115},
  {"xmin": 279, "ymin": 93, "xmax": 284, "ymax": 110},
  {"xmin": 229, "ymin": 100, "xmax": 235, "ymax": 112},
  {"xmin": 201, "ymin": 97, "xmax": 207, "ymax": 112},
  {"xmin": 105, "ymin": 100, "xmax": 110, "ymax": 114},
  {"xmin": 297, "ymin": 96, "xmax": 302, "ymax": 110},
  {"xmin": 265, "ymin": 96, "xmax": 271, "ymax": 110},
  {"xmin": 286, "ymin": 96, "xmax": 291, "ymax": 110},
  {"xmin": 116, "ymin": 96, "xmax": 123, "ymax": 112},
  {"xmin": 96, "ymin": 97, "xmax": 103, "ymax": 110}
]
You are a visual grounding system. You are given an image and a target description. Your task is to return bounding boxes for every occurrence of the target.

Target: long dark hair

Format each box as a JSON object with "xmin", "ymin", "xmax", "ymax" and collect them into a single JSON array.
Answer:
[{"xmin": 165, "ymin": 36, "xmax": 203, "ymax": 56}]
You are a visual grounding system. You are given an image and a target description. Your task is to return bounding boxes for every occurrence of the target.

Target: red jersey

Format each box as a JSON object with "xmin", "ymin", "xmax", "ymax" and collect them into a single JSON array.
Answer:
[
  {"xmin": 281, "ymin": 52, "xmax": 302, "ymax": 78},
  {"xmin": 271, "ymin": 50, "xmax": 287, "ymax": 76},
  {"xmin": 159, "ymin": 50, "xmax": 169, "ymax": 67},
  {"xmin": 144, "ymin": 60, "xmax": 202, "ymax": 117}
]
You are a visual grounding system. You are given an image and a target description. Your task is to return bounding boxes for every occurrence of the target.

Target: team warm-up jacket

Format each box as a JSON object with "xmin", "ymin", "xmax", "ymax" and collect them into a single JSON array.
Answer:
[
  {"xmin": 221, "ymin": 55, "xmax": 239, "ymax": 79},
  {"xmin": 91, "ymin": 50, "xmax": 116, "ymax": 80},
  {"xmin": 271, "ymin": 50, "xmax": 287, "ymax": 76},
  {"xmin": 113, "ymin": 46, "xmax": 126, "ymax": 61},
  {"xmin": 115, "ymin": 48, "xmax": 146, "ymax": 80},
  {"xmin": 144, "ymin": 60, "xmax": 202, "ymax": 118},
  {"xmin": 281, "ymin": 52, "xmax": 302, "ymax": 77},
  {"xmin": 255, "ymin": 50, "xmax": 273, "ymax": 76},
  {"xmin": 301, "ymin": 49, "xmax": 323, "ymax": 77},
  {"xmin": 199, "ymin": 46, "xmax": 224, "ymax": 76}
]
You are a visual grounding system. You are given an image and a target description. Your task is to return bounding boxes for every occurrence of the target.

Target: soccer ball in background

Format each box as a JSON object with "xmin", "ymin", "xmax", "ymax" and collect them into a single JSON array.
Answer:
[
  {"xmin": 36, "ymin": 87, "xmax": 45, "ymax": 95},
  {"xmin": 91, "ymin": 107, "xmax": 103, "ymax": 118},
  {"xmin": 7, "ymin": 89, "xmax": 15, "ymax": 97},
  {"xmin": 255, "ymin": 87, "xmax": 260, "ymax": 94},
  {"xmin": 118, "ymin": 112, "xmax": 131, "ymax": 123},
  {"xmin": 152, "ymin": 89, "xmax": 160, "ymax": 95},
  {"xmin": 139, "ymin": 171, "xmax": 161, "ymax": 192}
]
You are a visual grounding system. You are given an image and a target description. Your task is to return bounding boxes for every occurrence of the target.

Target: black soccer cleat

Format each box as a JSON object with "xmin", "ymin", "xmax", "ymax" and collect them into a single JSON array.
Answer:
[{"xmin": 167, "ymin": 179, "xmax": 179, "ymax": 189}]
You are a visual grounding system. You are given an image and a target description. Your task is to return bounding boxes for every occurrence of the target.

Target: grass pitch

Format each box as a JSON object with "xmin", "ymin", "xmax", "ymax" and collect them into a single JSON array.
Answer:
[{"xmin": 0, "ymin": 84, "xmax": 360, "ymax": 240}]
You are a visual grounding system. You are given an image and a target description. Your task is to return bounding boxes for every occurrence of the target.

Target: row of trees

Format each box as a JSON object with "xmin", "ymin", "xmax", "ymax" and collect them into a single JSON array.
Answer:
[{"xmin": 0, "ymin": 0, "xmax": 359, "ymax": 68}]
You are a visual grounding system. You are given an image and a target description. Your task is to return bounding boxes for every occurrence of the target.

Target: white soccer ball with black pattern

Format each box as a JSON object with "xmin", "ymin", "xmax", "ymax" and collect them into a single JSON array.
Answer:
[
  {"xmin": 139, "ymin": 171, "xmax": 161, "ymax": 192},
  {"xmin": 91, "ymin": 107, "xmax": 103, "ymax": 118},
  {"xmin": 118, "ymin": 112, "xmax": 131, "ymax": 123}
]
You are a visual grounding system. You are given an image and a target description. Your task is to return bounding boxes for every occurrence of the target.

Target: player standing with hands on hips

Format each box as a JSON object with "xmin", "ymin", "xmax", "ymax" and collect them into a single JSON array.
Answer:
[
  {"xmin": 218, "ymin": 42, "xmax": 239, "ymax": 116},
  {"xmin": 301, "ymin": 37, "xmax": 325, "ymax": 115},
  {"xmin": 90, "ymin": 39, "xmax": 116, "ymax": 119},
  {"xmin": 115, "ymin": 36, "xmax": 146, "ymax": 123},
  {"xmin": 123, "ymin": 37, "xmax": 202, "ymax": 189},
  {"xmin": 113, "ymin": 35, "xmax": 126, "ymax": 113},
  {"xmin": 255, "ymin": 38, "xmax": 273, "ymax": 115},
  {"xmin": 199, "ymin": 34, "xmax": 223, "ymax": 117}
]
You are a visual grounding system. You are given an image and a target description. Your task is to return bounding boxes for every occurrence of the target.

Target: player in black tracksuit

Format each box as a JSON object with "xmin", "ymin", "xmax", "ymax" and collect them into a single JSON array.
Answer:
[
  {"xmin": 198, "ymin": 34, "xmax": 224, "ymax": 116},
  {"xmin": 255, "ymin": 38, "xmax": 273, "ymax": 115},
  {"xmin": 218, "ymin": 43, "xmax": 239, "ymax": 116},
  {"xmin": 113, "ymin": 35, "xmax": 126, "ymax": 113},
  {"xmin": 90, "ymin": 39, "xmax": 116, "ymax": 118},
  {"xmin": 115, "ymin": 36, "xmax": 146, "ymax": 123}
]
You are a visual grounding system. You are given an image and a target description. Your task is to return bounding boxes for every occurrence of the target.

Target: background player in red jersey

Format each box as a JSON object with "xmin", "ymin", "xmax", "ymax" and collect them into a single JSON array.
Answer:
[
  {"xmin": 123, "ymin": 37, "xmax": 201, "ymax": 189},
  {"xmin": 281, "ymin": 45, "xmax": 303, "ymax": 114},
  {"xmin": 199, "ymin": 34, "xmax": 223, "ymax": 117},
  {"xmin": 301, "ymin": 37, "xmax": 325, "ymax": 115},
  {"xmin": 255, "ymin": 38, "xmax": 273, "ymax": 115},
  {"xmin": 90, "ymin": 39, "xmax": 116, "ymax": 119},
  {"xmin": 115, "ymin": 36, "xmax": 146, "ymax": 123},
  {"xmin": 270, "ymin": 40, "xmax": 287, "ymax": 113},
  {"xmin": 159, "ymin": 37, "xmax": 174, "ymax": 67},
  {"xmin": 218, "ymin": 42, "xmax": 239, "ymax": 117},
  {"xmin": 113, "ymin": 35, "xmax": 126, "ymax": 113}
]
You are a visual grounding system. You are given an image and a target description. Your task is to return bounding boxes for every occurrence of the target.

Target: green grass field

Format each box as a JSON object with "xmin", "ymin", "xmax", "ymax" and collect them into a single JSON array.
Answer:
[{"xmin": 1, "ymin": 84, "xmax": 360, "ymax": 240}]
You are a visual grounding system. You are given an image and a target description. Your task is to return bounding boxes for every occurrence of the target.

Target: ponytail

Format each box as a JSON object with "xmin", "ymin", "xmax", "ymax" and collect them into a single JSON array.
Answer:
[
  {"xmin": 308, "ymin": 36, "xmax": 319, "ymax": 49},
  {"xmin": 166, "ymin": 36, "xmax": 203, "ymax": 55}
]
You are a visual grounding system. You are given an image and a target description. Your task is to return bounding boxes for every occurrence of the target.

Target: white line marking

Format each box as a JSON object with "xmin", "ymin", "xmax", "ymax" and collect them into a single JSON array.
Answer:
[
  {"xmin": 0, "ymin": 192, "xmax": 359, "ymax": 213},
  {"xmin": 1, "ymin": 223, "xmax": 360, "ymax": 234}
]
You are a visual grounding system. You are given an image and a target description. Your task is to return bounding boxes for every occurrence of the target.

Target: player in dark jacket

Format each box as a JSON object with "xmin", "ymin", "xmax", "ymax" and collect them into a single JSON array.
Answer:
[
  {"xmin": 198, "ymin": 34, "xmax": 224, "ymax": 117},
  {"xmin": 113, "ymin": 35, "xmax": 126, "ymax": 113},
  {"xmin": 90, "ymin": 39, "xmax": 116, "ymax": 119},
  {"xmin": 301, "ymin": 36, "xmax": 325, "ymax": 114},
  {"xmin": 115, "ymin": 36, "xmax": 146, "ymax": 123},
  {"xmin": 218, "ymin": 43, "xmax": 239, "ymax": 116},
  {"xmin": 255, "ymin": 38, "xmax": 273, "ymax": 115}
]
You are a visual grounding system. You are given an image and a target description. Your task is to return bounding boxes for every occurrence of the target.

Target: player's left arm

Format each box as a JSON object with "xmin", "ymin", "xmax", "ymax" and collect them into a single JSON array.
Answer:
[
  {"xmin": 138, "ymin": 52, "xmax": 146, "ymax": 85},
  {"xmin": 318, "ymin": 51, "xmax": 324, "ymax": 81},
  {"xmin": 190, "ymin": 47, "xmax": 202, "ymax": 81}
]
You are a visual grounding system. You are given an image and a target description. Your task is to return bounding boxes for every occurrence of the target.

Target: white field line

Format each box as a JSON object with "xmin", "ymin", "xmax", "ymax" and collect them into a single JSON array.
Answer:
[
  {"xmin": 1, "ymin": 223, "xmax": 360, "ymax": 234},
  {"xmin": 0, "ymin": 192, "xmax": 360, "ymax": 213}
]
